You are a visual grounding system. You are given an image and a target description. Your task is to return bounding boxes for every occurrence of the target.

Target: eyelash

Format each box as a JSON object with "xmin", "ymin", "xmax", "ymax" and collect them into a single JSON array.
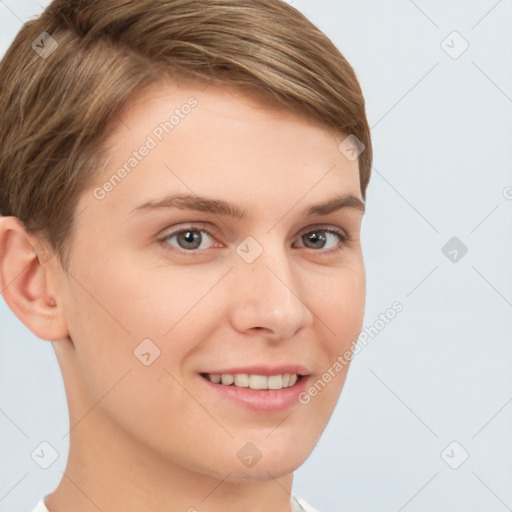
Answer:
[{"xmin": 158, "ymin": 223, "xmax": 351, "ymax": 256}]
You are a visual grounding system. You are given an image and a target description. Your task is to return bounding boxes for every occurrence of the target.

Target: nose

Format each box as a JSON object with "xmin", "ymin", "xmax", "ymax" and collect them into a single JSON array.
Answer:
[{"xmin": 227, "ymin": 243, "xmax": 314, "ymax": 342}]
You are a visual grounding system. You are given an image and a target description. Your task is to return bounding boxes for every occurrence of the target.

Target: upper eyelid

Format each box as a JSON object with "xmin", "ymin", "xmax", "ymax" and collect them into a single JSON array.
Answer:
[{"xmin": 159, "ymin": 222, "xmax": 217, "ymax": 240}]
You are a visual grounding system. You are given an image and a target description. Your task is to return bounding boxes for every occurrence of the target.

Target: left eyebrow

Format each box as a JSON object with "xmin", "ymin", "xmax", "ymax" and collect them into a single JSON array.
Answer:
[
  {"xmin": 303, "ymin": 194, "xmax": 365, "ymax": 216},
  {"xmin": 129, "ymin": 193, "xmax": 365, "ymax": 218}
]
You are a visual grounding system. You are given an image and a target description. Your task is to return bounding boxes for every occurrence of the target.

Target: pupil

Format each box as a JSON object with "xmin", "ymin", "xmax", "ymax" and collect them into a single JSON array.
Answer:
[
  {"xmin": 306, "ymin": 231, "xmax": 326, "ymax": 248},
  {"xmin": 179, "ymin": 230, "xmax": 201, "ymax": 249}
]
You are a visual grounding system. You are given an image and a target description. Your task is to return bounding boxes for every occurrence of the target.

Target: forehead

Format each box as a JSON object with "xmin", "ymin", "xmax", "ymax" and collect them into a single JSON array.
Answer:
[
  {"xmin": 107, "ymin": 78, "xmax": 342, "ymax": 150},
  {"xmin": 81, "ymin": 79, "xmax": 362, "ymax": 222}
]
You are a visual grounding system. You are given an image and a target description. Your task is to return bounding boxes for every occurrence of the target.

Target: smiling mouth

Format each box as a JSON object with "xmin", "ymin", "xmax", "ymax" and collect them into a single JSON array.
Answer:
[{"xmin": 200, "ymin": 372, "xmax": 302, "ymax": 390}]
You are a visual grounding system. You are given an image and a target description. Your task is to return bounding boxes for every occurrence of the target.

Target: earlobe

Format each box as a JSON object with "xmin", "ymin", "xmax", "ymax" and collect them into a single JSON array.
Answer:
[{"xmin": 0, "ymin": 216, "xmax": 68, "ymax": 341}]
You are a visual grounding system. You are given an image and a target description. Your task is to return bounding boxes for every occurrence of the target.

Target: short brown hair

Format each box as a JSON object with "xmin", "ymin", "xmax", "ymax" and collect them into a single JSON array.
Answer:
[{"xmin": 0, "ymin": 0, "xmax": 372, "ymax": 268}]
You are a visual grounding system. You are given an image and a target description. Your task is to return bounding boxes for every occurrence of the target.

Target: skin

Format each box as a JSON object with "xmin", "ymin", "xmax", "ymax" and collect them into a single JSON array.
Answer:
[{"xmin": 0, "ymin": 80, "xmax": 366, "ymax": 512}]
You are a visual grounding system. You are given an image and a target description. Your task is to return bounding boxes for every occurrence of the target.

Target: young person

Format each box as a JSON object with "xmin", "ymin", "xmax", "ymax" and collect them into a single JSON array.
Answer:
[{"xmin": 0, "ymin": 1, "xmax": 372, "ymax": 511}]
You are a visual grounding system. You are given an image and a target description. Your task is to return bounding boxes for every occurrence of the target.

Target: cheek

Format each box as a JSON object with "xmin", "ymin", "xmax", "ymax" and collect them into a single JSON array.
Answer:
[
  {"xmin": 62, "ymin": 252, "xmax": 213, "ymax": 390},
  {"xmin": 61, "ymin": 264, "xmax": 199, "ymax": 432},
  {"xmin": 67, "ymin": 252, "xmax": 188, "ymax": 340},
  {"xmin": 314, "ymin": 264, "xmax": 366, "ymax": 348},
  {"xmin": 292, "ymin": 264, "xmax": 365, "ymax": 412}
]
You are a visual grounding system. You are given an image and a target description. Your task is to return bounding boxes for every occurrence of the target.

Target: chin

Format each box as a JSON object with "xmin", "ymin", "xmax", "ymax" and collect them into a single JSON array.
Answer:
[
  {"xmin": 222, "ymin": 457, "xmax": 306, "ymax": 483},
  {"xmin": 187, "ymin": 446, "xmax": 311, "ymax": 483},
  {"xmin": 233, "ymin": 443, "xmax": 311, "ymax": 482}
]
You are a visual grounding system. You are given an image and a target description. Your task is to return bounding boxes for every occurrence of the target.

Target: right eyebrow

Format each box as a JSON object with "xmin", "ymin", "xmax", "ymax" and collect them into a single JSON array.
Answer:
[{"xmin": 130, "ymin": 194, "xmax": 247, "ymax": 219}]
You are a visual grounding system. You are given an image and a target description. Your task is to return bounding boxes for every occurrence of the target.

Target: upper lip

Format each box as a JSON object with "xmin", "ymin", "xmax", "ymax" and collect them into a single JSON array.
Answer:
[{"xmin": 200, "ymin": 365, "xmax": 310, "ymax": 376}]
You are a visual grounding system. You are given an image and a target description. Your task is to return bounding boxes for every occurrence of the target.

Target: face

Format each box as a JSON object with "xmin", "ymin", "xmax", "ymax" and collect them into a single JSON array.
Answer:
[{"xmin": 52, "ymin": 80, "xmax": 366, "ymax": 481}]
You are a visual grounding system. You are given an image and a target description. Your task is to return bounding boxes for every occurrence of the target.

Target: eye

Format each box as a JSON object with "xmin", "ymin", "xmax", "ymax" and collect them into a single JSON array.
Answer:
[
  {"xmin": 160, "ymin": 226, "xmax": 217, "ymax": 252},
  {"xmin": 158, "ymin": 223, "xmax": 350, "ymax": 255},
  {"xmin": 295, "ymin": 227, "xmax": 349, "ymax": 252}
]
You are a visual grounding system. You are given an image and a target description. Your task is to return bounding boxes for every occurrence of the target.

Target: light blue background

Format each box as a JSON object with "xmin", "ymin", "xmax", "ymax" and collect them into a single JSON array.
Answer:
[{"xmin": 1, "ymin": 1, "xmax": 511, "ymax": 511}]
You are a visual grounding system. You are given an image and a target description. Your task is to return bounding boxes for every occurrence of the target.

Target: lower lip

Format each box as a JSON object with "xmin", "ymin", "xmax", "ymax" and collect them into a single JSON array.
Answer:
[{"xmin": 199, "ymin": 374, "xmax": 310, "ymax": 413}]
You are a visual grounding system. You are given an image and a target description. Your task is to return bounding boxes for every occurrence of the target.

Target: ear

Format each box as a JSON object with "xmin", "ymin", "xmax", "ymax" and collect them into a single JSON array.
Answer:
[{"xmin": 0, "ymin": 216, "xmax": 69, "ymax": 341}]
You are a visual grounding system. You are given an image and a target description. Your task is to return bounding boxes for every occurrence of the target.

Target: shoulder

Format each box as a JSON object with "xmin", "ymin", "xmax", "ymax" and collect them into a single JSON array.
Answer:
[
  {"xmin": 291, "ymin": 494, "xmax": 320, "ymax": 512},
  {"xmin": 30, "ymin": 497, "xmax": 50, "ymax": 512}
]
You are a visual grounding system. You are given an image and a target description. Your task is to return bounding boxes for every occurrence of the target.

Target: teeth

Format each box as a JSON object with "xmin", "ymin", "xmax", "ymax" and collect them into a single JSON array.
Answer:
[
  {"xmin": 205, "ymin": 373, "xmax": 300, "ymax": 390},
  {"xmin": 234, "ymin": 374, "xmax": 249, "ymax": 387},
  {"xmin": 268, "ymin": 375, "xmax": 283, "ymax": 390},
  {"xmin": 221, "ymin": 374, "xmax": 234, "ymax": 385},
  {"xmin": 249, "ymin": 374, "xmax": 267, "ymax": 390}
]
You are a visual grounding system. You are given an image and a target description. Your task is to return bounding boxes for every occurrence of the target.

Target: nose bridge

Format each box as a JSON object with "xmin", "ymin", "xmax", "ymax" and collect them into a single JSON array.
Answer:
[{"xmin": 228, "ymin": 236, "xmax": 313, "ymax": 339}]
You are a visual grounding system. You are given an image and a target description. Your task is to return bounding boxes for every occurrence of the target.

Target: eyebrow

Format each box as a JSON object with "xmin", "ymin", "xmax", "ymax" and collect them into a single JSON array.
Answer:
[{"xmin": 130, "ymin": 193, "xmax": 365, "ymax": 218}]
